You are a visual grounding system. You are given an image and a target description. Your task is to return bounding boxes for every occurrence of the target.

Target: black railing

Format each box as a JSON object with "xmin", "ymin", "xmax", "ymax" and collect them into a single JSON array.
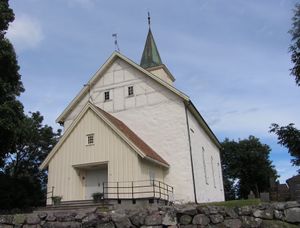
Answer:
[
  {"xmin": 102, "ymin": 180, "xmax": 173, "ymax": 202},
  {"xmin": 46, "ymin": 186, "xmax": 54, "ymax": 199}
]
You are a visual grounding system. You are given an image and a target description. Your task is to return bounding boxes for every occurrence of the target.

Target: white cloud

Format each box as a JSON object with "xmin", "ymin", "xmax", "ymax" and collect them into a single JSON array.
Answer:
[{"xmin": 6, "ymin": 14, "xmax": 43, "ymax": 51}]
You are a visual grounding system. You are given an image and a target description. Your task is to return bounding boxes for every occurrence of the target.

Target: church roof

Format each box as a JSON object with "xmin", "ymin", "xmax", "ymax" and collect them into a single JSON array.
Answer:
[
  {"xmin": 55, "ymin": 51, "xmax": 221, "ymax": 149},
  {"xmin": 40, "ymin": 102, "xmax": 169, "ymax": 170},
  {"xmin": 56, "ymin": 51, "xmax": 189, "ymax": 124},
  {"xmin": 140, "ymin": 28, "xmax": 163, "ymax": 69}
]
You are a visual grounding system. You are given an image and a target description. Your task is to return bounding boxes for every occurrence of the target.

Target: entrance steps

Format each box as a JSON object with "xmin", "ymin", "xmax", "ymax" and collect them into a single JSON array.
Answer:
[{"xmin": 35, "ymin": 200, "xmax": 113, "ymax": 212}]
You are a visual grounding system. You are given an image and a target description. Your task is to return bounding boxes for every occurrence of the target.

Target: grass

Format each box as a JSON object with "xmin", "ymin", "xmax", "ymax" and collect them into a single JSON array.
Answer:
[{"xmin": 200, "ymin": 199, "xmax": 261, "ymax": 208}]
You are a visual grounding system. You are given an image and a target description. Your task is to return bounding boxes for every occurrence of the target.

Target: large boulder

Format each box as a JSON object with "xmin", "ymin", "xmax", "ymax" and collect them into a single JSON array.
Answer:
[
  {"xmin": 196, "ymin": 206, "xmax": 210, "ymax": 215},
  {"xmin": 97, "ymin": 222, "xmax": 115, "ymax": 228},
  {"xmin": 284, "ymin": 201, "xmax": 300, "ymax": 209},
  {"xmin": 111, "ymin": 213, "xmax": 132, "ymax": 228},
  {"xmin": 26, "ymin": 215, "xmax": 41, "ymax": 225},
  {"xmin": 37, "ymin": 212, "xmax": 47, "ymax": 220},
  {"xmin": 260, "ymin": 220, "xmax": 299, "ymax": 228},
  {"xmin": 46, "ymin": 215, "xmax": 56, "ymax": 222},
  {"xmin": 240, "ymin": 216, "xmax": 262, "ymax": 228},
  {"xmin": 129, "ymin": 211, "xmax": 147, "ymax": 226},
  {"xmin": 272, "ymin": 202, "xmax": 285, "ymax": 210},
  {"xmin": 0, "ymin": 215, "xmax": 14, "ymax": 225},
  {"xmin": 192, "ymin": 214, "xmax": 210, "ymax": 226},
  {"xmin": 273, "ymin": 210, "xmax": 283, "ymax": 220},
  {"xmin": 207, "ymin": 206, "xmax": 220, "ymax": 214},
  {"xmin": 223, "ymin": 219, "xmax": 242, "ymax": 228},
  {"xmin": 225, "ymin": 207, "xmax": 238, "ymax": 219},
  {"xmin": 53, "ymin": 212, "xmax": 76, "ymax": 222},
  {"xmin": 252, "ymin": 209, "xmax": 273, "ymax": 220},
  {"xmin": 82, "ymin": 213, "xmax": 99, "ymax": 227},
  {"xmin": 162, "ymin": 212, "xmax": 177, "ymax": 226},
  {"xmin": 13, "ymin": 214, "xmax": 26, "ymax": 225},
  {"xmin": 284, "ymin": 207, "xmax": 300, "ymax": 223},
  {"xmin": 210, "ymin": 214, "xmax": 224, "ymax": 224},
  {"xmin": 179, "ymin": 214, "xmax": 192, "ymax": 225},
  {"xmin": 176, "ymin": 205, "xmax": 198, "ymax": 216},
  {"xmin": 144, "ymin": 213, "xmax": 162, "ymax": 226},
  {"xmin": 237, "ymin": 206, "xmax": 252, "ymax": 216},
  {"xmin": 43, "ymin": 221, "xmax": 81, "ymax": 228}
]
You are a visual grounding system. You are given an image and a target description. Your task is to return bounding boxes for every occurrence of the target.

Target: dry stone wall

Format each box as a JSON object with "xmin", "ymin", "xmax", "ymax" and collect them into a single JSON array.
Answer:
[{"xmin": 0, "ymin": 201, "xmax": 300, "ymax": 227}]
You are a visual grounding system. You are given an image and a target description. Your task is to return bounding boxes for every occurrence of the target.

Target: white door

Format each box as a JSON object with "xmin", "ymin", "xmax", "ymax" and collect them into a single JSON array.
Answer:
[{"xmin": 85, "ymin": 168, "xmax": 108, "ymax": 199}]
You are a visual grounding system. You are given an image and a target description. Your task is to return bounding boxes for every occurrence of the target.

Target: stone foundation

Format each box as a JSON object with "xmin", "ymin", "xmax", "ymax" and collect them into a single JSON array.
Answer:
[{"xmin": 0, "ymin": 201, "xmax": 300, "ymax": 227}]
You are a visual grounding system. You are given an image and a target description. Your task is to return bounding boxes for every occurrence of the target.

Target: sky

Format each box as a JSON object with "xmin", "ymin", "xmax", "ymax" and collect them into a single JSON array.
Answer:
[{"xmin": 6, "ymin": 0, "xmax": 300, "ymax": 183}]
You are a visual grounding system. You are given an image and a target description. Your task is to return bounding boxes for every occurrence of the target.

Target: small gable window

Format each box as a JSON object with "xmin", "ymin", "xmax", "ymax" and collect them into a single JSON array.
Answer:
[
  {"xmin": 104, "ymin": 91, "xmax": 110, "ymax": 101},
  {"xmin": 128, "ymin": 86, "xmax": 134, "ymax": 96},
  {"xmin": 87, "ymin": 134, "xmax": 94, "ymax": 145}
]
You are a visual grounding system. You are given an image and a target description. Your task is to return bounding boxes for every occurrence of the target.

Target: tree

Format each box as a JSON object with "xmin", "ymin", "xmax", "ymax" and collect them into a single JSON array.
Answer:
[
  {"xmin": 270, "ymin": 123, "xmax": 300, "ymax": 173},
  {"xmin": 0, "ymin": 0, "xmax": 25, "ymax": 167},
  {"xmin": 221, "ymin": 136, "xmax": 278, "ymax": 199},
  {"xmin": 0, "ymin": 1, "xmax": 61, "ymax": 210},
  {"xmin": 0, "ymin": 112, "xmax": 61, "ymax": 210},
  {"xmin": 290, "ymin": 4, "xmax": 300, "ymax": 86},
  {"xmin": 267, "ymin": 3, "xmax": 300, "ymax": 178},
  {"xmin": 0, "ymin": 0, "xmax": 14, "ymax": 38}
]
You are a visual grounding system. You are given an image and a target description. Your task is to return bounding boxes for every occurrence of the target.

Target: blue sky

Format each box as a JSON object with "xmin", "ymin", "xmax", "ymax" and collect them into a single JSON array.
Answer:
[{"xmin": 6, "ymin": 0, "xmax": 300, "ymax": 183}]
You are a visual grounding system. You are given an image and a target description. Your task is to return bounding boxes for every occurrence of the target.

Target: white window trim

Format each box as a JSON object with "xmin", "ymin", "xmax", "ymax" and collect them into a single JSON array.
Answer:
[
  {"xmin": 86, "ymin": 133, "xmax": 95, "ymax": 146},
  {"xmin": 104, "ymin": 91, "xmax": 110, "ymax": 102},
  {"xmin": 127, "ymin": 85, "xmax": 134, "ymax": 97}
]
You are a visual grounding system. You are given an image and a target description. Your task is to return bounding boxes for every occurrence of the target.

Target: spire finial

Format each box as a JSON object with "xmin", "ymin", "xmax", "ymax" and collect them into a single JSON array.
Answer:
[
  {"xmin": 112, "ymin": 33, "xmax": 120, "ymax": 52},
  {"xmin": 148, "ymin": 12, "xmax": 151, "ymax": 28}
]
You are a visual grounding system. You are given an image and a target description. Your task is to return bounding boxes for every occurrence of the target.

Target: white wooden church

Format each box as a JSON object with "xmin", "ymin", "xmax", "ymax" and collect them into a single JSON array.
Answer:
[{"xmin": 40, "ymin": 20, "xmax": 225, "ymax": 204}]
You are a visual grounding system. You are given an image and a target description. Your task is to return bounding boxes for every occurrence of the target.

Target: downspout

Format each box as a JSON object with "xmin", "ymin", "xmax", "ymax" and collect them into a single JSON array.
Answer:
[{"xmin": 185, "ymin": 102, "xmax": 197, "ymax": 203}]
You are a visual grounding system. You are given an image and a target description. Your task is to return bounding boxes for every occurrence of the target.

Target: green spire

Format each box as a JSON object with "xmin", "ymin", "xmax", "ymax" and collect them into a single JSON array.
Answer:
[{"xmin": 140, "ymin": 28, "xmax": 163, "ymax": 69}]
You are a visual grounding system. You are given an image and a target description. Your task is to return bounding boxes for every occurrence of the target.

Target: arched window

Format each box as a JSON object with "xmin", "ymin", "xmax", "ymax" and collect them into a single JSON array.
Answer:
[
  {"xmin": 211, "ymin": 156, "xmax": 216, "ymax": 188},
  {"xmin": 202, "ymin": 147, "xmax": 208, "ymax": 185}
]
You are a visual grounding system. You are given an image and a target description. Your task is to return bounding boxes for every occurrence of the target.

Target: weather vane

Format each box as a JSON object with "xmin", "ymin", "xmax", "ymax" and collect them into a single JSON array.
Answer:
[{"xmin": 112, "ymin": 33, "xmax": 120, "ymax": 52}]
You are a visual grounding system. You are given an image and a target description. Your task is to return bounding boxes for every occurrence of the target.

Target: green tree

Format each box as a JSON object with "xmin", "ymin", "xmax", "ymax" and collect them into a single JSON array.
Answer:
[
  {"xmin": 270, "ymin": 123, "xmax": 300, "ymax": 173},
  {"xmin": 0, "ymin": 1, "xmax": 61, "ymax": 210},
  {"xmin": 0, "ymin": 112, "xmax": 60, "ymax": 210},
  {"xmin": 0, "ymin": 0, "xmax": 25, "ymax": 167},
  {"xmin": 290, "ymin": 3, "xmax": 300, "ymax": 86},
  {"xmin": 268, "ymin": 5, "xmax": 300, "ymax": 175},
  {"xmin": 221, "ymin": 136, "xmax": 278, "ymax": 199},
  {"xmin": 0, "ymin": 0, "xmax": 14, "ymax": 38}
]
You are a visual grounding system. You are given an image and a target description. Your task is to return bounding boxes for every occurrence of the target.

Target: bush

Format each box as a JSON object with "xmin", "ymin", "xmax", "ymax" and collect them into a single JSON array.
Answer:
[
  {"xmin": 92, "ymin": 192, "xmax": 103, "ymax": 203},
  {"xmin": 51, "ymin": 196, "xmax": 62, "ymax": 205}
]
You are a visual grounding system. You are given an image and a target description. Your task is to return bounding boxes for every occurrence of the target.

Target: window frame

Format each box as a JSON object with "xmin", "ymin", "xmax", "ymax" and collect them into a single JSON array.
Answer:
[
  {"xmin": 128, "ymin": 86, "xmax": 134, "ymax": 96},
  {"xmin": 211, "ymin": 156, "xmax": 216, "ymax": 188},
  {"xmin": 86, "ymin": 133, "xmax": 94, "ymax": 146},
  {"xmin": 104, "ymin": 91, "xmax": 110, "ymax": 101}
]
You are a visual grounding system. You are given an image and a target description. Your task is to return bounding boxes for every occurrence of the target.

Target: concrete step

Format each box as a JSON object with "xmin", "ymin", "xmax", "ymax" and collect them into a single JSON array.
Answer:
[{"xmin": 35, "ymin": 201, "xmax": 113, "ymax": 212}]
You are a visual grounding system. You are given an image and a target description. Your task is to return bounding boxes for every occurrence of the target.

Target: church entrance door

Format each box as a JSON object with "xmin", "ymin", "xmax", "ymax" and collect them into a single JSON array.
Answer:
[{"xmin": 85, "ymin": 167, "xmax": 107, "ymax": 200}]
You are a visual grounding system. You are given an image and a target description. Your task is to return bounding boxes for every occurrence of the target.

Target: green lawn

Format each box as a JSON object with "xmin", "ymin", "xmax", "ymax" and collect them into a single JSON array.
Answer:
[{"xmin": 200, "ymin": 199, "xmax": 261, "ymax": 208}]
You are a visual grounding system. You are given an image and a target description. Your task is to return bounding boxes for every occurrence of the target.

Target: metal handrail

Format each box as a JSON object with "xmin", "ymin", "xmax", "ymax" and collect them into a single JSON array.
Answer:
[
  {"xmin": 102, "ymin": 179, "xmax": 174, "ymax": 202},
  {"xmin": 46, "ymin": 186, "xmax": 54, "ymax": 199}
]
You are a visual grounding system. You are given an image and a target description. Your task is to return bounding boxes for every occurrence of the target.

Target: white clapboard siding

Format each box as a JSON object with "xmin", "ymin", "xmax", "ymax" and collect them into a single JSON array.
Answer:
[{"xmin": 47, "ymin": 109, "xmax": 165, "ymax": 203}]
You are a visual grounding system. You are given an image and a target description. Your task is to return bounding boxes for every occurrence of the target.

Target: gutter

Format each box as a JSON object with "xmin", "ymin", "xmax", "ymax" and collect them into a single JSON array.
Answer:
[{"xmin": 185, "ymin": 102, "xmax": 198, "ymax": 203}]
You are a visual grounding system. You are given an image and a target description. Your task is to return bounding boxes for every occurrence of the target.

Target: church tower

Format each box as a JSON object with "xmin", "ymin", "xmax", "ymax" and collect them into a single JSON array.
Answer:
[{"xmin": 140, "ymin": 13, "xmax": 175, "ymax": 85}]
